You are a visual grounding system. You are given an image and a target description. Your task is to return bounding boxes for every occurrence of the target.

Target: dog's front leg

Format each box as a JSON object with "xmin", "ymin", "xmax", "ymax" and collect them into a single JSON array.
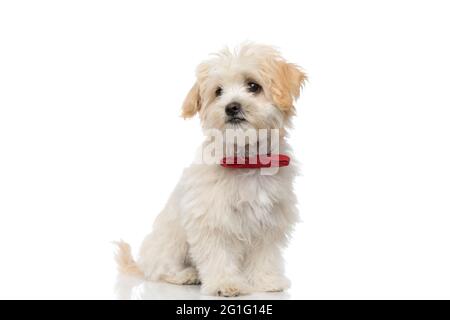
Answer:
[
  {"xmin": 244, "ymin": 238, "xmax": 291, "ymax": 293},
  {"xmin": 187, "ymin": 229, "xmax": 249, "ymax": 297}
]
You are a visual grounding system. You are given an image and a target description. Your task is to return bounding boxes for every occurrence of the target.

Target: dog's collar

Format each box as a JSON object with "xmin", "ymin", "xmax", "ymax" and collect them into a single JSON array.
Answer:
[{"xmin": 220, "ymin": 154, "xmax": 290, "ymax": 169}]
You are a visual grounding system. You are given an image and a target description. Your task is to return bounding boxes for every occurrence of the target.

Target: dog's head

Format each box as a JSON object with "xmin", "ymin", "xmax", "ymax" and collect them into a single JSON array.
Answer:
[{"xmin": 181, "ymin": 43, "xmax": 306, "ymax": 134}]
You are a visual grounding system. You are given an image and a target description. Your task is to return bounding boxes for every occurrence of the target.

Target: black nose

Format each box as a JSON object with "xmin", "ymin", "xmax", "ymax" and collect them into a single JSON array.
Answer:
[{"xmin": 225, "ymin": 102, "xmax": 242, "ymax": 116}]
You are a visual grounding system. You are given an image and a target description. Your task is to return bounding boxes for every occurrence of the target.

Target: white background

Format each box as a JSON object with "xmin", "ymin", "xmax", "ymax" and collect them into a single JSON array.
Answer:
[{"xmin": 1, "ymin": 0, "xmax": 449, "ymax": 299}]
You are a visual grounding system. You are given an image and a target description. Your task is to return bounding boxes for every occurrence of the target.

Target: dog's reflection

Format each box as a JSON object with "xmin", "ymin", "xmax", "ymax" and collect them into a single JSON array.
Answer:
[{"xmin": 114, "ymin": 274, "xmax": 291, "ymax": 300}]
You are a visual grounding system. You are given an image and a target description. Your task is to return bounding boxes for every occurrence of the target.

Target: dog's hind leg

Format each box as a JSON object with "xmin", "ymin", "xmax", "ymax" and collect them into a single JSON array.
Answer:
[
  {"xmin": 161, "ymin": 266, "xmax": 200, "ymax": 285},
  {"xmin": 136, "ymin": 199, "xmax": 200, "ymax": 285},
  {"xmin": 138, "ymin": 226, "xmax": 200, "ymax": 285}
]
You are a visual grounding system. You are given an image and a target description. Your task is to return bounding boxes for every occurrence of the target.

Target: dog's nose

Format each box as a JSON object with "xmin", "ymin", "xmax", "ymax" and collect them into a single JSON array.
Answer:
[{"xmin": 225, "ymin": 102, "xmax": 242, "ymax": 116}]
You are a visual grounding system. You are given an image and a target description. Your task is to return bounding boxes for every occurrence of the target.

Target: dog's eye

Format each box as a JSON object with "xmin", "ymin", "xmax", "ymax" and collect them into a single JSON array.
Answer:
[
  {"xmin": 215, "ymin": 87, "xmax": 223, "ymax": 97},
  {"xmin": 247, "ymin": 82, "xmax": 262, "ymax": 94}
]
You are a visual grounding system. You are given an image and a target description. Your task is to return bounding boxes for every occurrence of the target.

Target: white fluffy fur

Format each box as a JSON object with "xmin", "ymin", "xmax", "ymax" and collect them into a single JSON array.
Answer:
[{"xmin": 115, "ymin": 43, "xmax": 306, "ymax": 297}]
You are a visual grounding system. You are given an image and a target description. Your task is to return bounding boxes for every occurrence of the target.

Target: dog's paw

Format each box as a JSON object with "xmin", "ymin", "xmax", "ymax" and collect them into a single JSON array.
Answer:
[
  {"xmin": 217, "ymin": 286, "xmax": 241, "ymax": 297},
  {"xmin": 161, "ymin": 267, "xmax": 201, "ymax": 285},
  {"xmin": 180, "ymin": 268, "xmax": 201, "ymax": 285},
  {"xmin": 252, "ymin": 275, "xmax": 290, "ymax": 292},
  {"xmin": 202, "ymin": 278, "xmax": 250, "ymax": 297}
]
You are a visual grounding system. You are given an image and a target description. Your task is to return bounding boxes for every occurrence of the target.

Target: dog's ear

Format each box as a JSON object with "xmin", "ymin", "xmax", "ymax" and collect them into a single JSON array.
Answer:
[
  {"xmin": 181, "ymin": 82, "xmax": 201, "ymax": 119},
  {"xmin": 268, "ymin": 61, "xmax": 306, "ymax": 115}
]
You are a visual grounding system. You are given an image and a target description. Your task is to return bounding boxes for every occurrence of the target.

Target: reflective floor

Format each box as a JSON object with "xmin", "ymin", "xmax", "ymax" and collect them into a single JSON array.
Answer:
[{"xmin": 114, "ymin": 274, "xmax": 291, "ymax": 300}]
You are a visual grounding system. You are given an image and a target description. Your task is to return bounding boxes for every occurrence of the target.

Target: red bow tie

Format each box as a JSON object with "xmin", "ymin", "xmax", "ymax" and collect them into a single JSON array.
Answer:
[{"xmin": 220, "ymin": 154, "xmax": 290, "ymax": 169}]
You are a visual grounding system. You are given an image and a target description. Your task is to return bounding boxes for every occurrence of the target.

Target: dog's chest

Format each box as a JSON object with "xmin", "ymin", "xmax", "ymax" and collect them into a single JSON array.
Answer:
[
  {"xmin": 181, "ymin": 165, "xmax": 294, "ymax": 233},
  {"xmin": 219, "ymin": 170, "xmax": 292, "ymax": 235},
  {"xmin": 224, "ymin": 172, "xmax": 280, "ymax": 209}
]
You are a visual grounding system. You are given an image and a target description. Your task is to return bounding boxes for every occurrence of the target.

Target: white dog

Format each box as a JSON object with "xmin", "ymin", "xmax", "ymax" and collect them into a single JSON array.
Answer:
[{"xmin": 115, "ymin": 43, "xmax": 306, "ymax": 297}]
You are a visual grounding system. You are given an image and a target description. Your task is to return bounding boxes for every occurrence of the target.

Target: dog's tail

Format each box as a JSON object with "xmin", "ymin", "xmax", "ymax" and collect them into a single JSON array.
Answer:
[{"xmin": 113, "ymin": 240, "xmax": 144, "ymax": 277}]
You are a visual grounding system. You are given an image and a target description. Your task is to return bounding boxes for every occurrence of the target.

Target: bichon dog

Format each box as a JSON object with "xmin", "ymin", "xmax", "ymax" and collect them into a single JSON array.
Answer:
[{"xmin": 115, "ymin": 43, "xmax": 306, "ymax": 297}]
